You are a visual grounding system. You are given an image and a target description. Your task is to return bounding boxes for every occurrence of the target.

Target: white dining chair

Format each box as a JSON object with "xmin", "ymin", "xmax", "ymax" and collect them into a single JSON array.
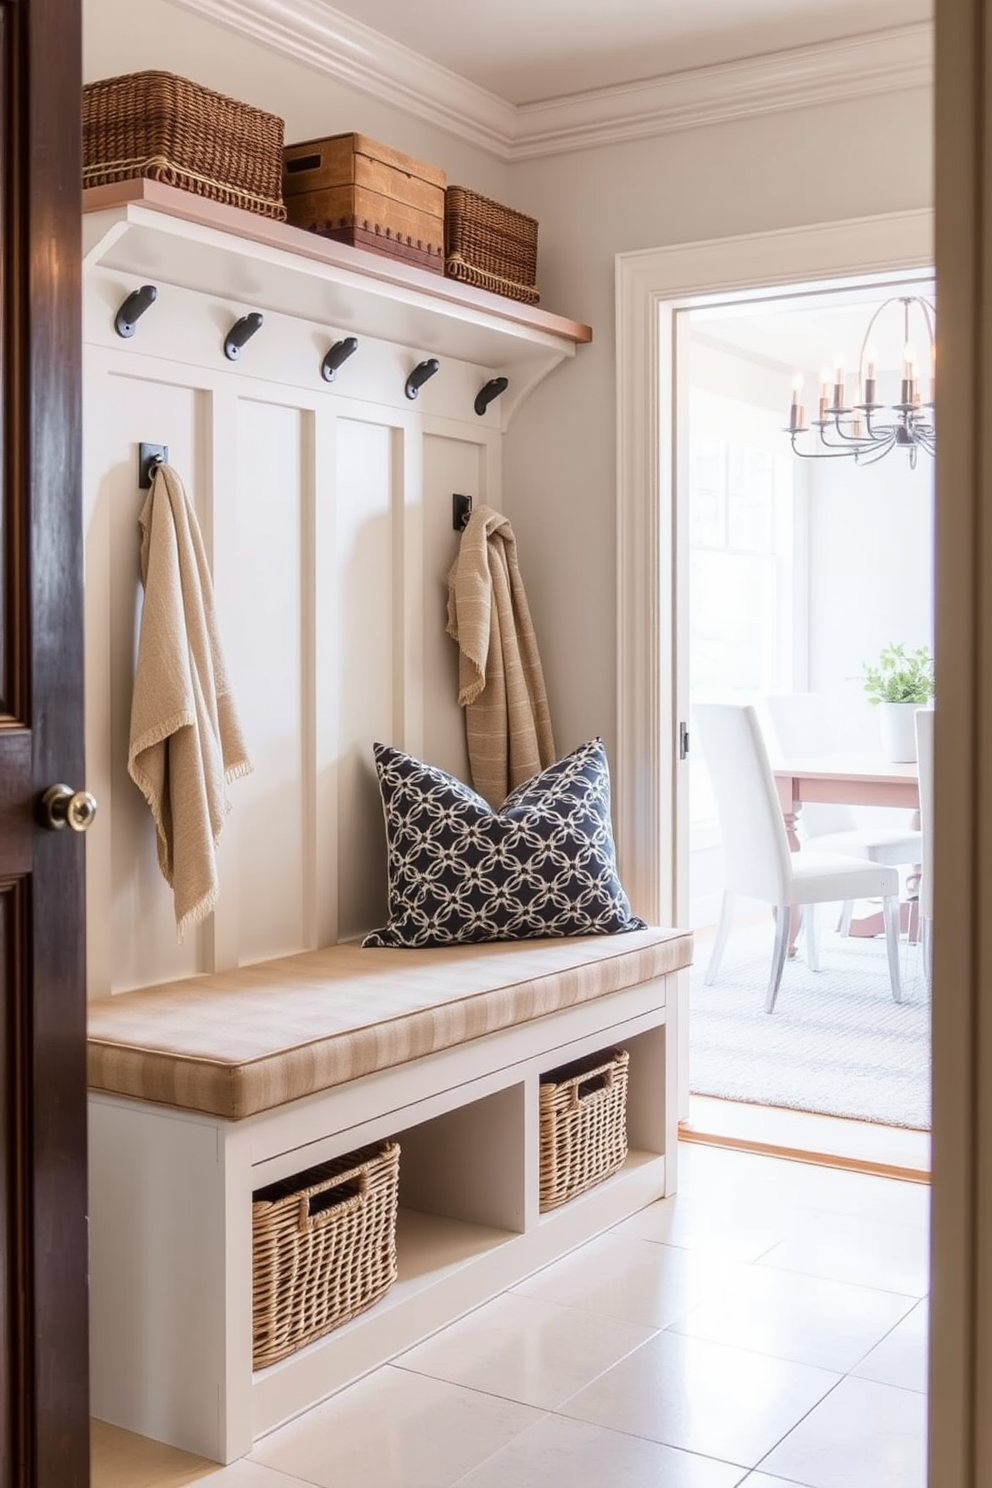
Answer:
[
  {"xmin": 762, "ymin": 691, "xmax": 922, "ymax": 934},
  {"xmin": 694, "ymin": 702, "xmax": 904, "ymax": 1012},
  {"xmin": 914, "ymin": 707, "xmax": 934, "ymax": 992}
]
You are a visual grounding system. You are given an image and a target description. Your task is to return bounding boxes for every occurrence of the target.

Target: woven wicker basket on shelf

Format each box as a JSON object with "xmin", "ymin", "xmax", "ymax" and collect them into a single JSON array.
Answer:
[
  {"xmin": 252, "ymin": 1140, "xmax": 400, "ymax": 1368},
  {"xmin": 82, "ymin": 70, "xmax": 287, "ymax": 221},
  {"xmin": 444, "ymin": 186, "xmax": 539, "ymax": 304},
  {"xmin": 539, "ymin": 1048, "xmax": 629, "ymax": 1212}
]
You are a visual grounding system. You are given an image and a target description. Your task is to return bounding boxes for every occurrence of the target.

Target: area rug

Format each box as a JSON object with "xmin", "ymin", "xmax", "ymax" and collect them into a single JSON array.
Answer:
[{"xmin": 689, "ymin": 920, "xmax": 931, "ymax": 1129}]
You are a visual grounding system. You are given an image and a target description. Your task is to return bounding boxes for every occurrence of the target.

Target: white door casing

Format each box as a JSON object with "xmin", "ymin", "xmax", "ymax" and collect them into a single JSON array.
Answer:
[{"xmin": 615, "ymin": 212, "xmax": 933, "ymax": 1119}]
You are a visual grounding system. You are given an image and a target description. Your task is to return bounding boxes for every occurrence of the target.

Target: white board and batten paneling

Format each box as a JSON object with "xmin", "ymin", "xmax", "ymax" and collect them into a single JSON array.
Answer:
[{"xmin": 82, "ymin": 183, "xmax": 590, "ymax": 997}]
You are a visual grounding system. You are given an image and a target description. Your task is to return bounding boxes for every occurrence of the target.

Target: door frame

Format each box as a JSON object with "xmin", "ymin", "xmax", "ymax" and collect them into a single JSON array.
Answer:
[
  {"xmin": 615, "ymin": 208, "xmax": 933, "ymax": 1118},
  {"xmin": 614, "ymin": 200, "xmax": 992, "ymax": 1486},
  {"xmin": 615, "ymin": 207, "xmax": 933, "ymax": 927}
]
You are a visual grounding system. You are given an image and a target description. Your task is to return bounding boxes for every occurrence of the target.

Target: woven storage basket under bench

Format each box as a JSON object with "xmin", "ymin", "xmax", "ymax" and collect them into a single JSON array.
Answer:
[
  {"xmin": 539, "ymin": 1047, "xmax": 629, "ymax": 1211},
  {"xmin": 252, "ymin": 1140, "xmax": 400, "ymax": 1368},
  {"xmin": 82, "ymin": 70, "xmax": 287, "ymax": 220}
]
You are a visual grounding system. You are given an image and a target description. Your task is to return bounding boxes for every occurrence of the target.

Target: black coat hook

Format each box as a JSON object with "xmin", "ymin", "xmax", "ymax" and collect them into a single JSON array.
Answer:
[
  {"xmin": 115, "ymin": 284, "xmax": 158, "ymax": 338},
  {"xmin": 321, "ymin": 336, "xmax": 358, "ymax": 382},
  {"xmin": 138, "ymin": 442, "xmax": 169, "ymax": 489},
  {"xmin": 474, "ymin": 377, "xmax": 509, "ymax": 416},
  {"xmin": 224, "ymin": 312, "xmax": 264, "ymax": 361},
  {"xmin": 453, "ymin": 493, "xmax": 473, "ymax": 531},
  {"xmin": 405, "ymin": 358, "xmax": 440, "ymax": 400}
]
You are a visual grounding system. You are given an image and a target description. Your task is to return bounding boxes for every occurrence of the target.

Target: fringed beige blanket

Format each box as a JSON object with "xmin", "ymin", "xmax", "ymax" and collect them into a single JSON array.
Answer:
[
  {"xmin": 446, "ymin": 504, "xmax": 555, "ymax": 806},
  {"xmin": 127, "ymin": 463, "xmax": 252, "ymax": 940}
]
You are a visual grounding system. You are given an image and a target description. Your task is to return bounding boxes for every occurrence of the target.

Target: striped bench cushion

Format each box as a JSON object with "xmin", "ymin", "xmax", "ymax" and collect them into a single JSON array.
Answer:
[{"xmin": 87, "ymin": 928, "xmax": 692, "ymax": 1119}]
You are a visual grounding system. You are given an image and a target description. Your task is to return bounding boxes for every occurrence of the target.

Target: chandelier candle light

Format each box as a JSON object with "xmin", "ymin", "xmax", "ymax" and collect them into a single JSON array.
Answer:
[{"xmin": 785, "ymin": 296, "xmax": 936, "ymax": 467}]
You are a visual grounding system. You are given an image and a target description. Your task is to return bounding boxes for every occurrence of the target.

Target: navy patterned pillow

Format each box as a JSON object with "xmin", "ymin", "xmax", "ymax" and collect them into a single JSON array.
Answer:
[{"xmin": 362, "ymin": 737, "xmax": 645, "ymax": 948}]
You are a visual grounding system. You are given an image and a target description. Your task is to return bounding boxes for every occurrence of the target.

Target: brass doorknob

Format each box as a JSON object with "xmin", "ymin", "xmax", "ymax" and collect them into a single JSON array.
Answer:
[{"xmin": 40, "ymin": 784, "xmax": 98, "ymax": 833}]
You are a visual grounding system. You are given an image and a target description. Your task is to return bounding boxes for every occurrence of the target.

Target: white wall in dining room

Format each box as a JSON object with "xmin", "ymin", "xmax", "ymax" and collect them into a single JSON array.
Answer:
[{"xmin": 805, "ymin": 434, "xmax": 934, "ymax": 752}]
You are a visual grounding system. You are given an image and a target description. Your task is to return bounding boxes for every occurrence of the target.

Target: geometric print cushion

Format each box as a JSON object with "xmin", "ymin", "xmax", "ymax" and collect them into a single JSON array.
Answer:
[{"xmin": 362, "ymin": 737, "xmax": 645, "ymax": 949}]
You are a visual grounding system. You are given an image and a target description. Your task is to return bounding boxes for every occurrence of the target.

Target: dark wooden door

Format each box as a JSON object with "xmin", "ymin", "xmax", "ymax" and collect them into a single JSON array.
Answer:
[{"xmin": 0, "ymin": 0, "xmax": 89, "ymax": 1484}]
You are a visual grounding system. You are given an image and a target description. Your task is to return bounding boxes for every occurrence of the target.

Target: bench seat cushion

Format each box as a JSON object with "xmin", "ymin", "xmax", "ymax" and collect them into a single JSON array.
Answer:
[{"xmin": 87, "ymin": 928, "xmax": 692, "ymax": 1119}]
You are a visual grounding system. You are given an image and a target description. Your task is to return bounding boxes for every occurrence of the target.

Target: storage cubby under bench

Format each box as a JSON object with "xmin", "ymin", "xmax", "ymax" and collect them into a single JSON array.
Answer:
[{"xmin": 87, "ymin": 927, "xmax": 691, "ymax": 1464}]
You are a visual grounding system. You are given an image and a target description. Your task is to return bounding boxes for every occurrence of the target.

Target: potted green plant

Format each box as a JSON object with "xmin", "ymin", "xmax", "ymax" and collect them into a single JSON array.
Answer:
[{"xmin": 862, "ymin": 642, "xmax": 935, "ymax": 762}]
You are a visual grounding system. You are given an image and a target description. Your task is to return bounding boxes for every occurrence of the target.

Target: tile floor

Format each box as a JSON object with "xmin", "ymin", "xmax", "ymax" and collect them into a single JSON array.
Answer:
[{"xmin": 93, "ymin": 1141, "xmax": 930, "ymax": 1488}]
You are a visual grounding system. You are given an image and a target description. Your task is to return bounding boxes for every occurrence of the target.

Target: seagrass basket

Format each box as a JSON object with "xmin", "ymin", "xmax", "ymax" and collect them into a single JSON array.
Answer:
[
  {"xmin": 82, "ymin": 70, "xmax": 287, "ymax": 221},
  {"xmin": 539, "ymin": 1048, "xmax": 629, "ymax": 1211},
  {"xmin": 252, "ymin": 1140, "xmax": 400, "ymax": 1368},
  {"xmin": 444, "ymin": 186, "xmax": 539, "ymax": 304}
]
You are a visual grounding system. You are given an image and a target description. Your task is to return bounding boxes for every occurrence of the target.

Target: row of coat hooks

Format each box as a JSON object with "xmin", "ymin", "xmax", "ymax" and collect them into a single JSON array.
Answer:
[{"xmin": 115, "ymin": 284, "xmax": 510, "ymax": 415}]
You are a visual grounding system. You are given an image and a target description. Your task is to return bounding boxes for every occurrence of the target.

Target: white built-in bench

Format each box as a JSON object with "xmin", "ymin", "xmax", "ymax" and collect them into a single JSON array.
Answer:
[{"xmin": 87, "ymin": 928, "xmax": 692, "ymax": 1464}]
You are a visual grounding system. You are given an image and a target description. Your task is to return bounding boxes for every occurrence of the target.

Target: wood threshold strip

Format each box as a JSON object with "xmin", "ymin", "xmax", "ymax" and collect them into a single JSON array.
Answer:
[
  {"xmin": 679, "ymin": 1123, "xmax": 932, "ymax": 1185},
  {"xmin": 81, "ymin": 179, "xmax": 593, "ymax": 345}
]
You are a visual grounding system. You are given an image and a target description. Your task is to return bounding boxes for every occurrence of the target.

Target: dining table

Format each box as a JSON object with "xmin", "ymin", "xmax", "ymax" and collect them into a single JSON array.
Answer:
[{"xmin": 771, "ymin": 751, "xmax": 921, "ymax": 943}]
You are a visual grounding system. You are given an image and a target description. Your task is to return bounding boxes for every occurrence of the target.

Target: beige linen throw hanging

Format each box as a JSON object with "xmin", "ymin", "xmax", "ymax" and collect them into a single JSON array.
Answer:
[
  {"xmin": 127, "ymin": 462, "xmax": 252, "ymax": 940},
  {"xmin": 446, "ymin": 504, "xmax": 555, "ymax": 806}
]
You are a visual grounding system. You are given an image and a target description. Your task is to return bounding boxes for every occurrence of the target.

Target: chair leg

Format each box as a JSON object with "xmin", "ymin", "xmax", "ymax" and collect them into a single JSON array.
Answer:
[
  {"xmin": 705, "ymin": 891, "xmax": 734, "ymax": 986},
  {"xmin": 837, "ymin": 900, "xmax": 854, "ymax": 936},
  {"xmin": 882, "ymin": 894, "xmax": 903, "ymax": 1004},
  {"xmin": 804, "ymin": 904, "xmax": 821, "ymax": 972},
  {"xmin": 765, "ymin": 906, "xmax": 791, "ymax": 1013}
]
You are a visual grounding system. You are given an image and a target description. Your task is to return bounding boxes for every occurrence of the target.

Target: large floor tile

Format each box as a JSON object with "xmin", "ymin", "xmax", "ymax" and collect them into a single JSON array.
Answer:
[
  {"xmin": 186, "ymin": 1469, "xmax": 308, "ymax": 1488},
  {"xmin": 558, "ymin": 1329, "xmax": 840, "ymax": 1468},
  {"xmin": 758, "ymin": 1375, "xmax": 927, "ymax": 1488},
  {"xmin": 396, "ymin": 1291, "xmax": 656, "ymax": 1408},
  {"xmin": 249, "ymin": 1366, "xmax": 543, "ymax": 1488},
  {"xmin": 762, "ymin": 1162, "xmax": 930, "ymax": 1231},
  {"xmin": 612, "ymin": 1188, "xmax": 820, "ymax": 1264},
  {"xmin": 511, "ymin": 1232, "xmax": 727, "ymax": 1329},
  {"xmin": 671, "ymin": 1260, "xmax": 918, "ymax": 1372},
  {"xmin": 852, "ymin": 1299, "xmax": 929, "ymax": 1393},
  {"xmin": 455, "ymin": 1413, "xmax": 747, "ymax": 1488},
  {"xmin": 739, "ymin": 1476, "xmax": 815, "ymax": 1487},
  {"xmin": 92, "ymin": 1416, "xmax": 304, "ymax": 1488},
  {"xmin": 675, "ymin": 1145, "xmax": 928, "ymax": 1232},
  {"xmin": 756, "ymin": 1209, "xmax": 930, "ymax": 1296},
  {"xmin": 91, "ymin": 1421, "xmax": 303, "ymax": 1488}
]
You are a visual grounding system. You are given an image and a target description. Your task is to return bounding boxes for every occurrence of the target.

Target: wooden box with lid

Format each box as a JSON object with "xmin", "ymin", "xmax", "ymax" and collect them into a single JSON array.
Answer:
[{"xmin": 283, "ymin": 132, "xmax": 446, "ymax": 272}]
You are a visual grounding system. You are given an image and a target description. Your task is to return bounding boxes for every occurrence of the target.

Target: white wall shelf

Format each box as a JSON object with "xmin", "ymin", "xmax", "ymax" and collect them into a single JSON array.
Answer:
[{"xmin": 83, "ymin": 180, "xmax": 592, "ymax": 429}]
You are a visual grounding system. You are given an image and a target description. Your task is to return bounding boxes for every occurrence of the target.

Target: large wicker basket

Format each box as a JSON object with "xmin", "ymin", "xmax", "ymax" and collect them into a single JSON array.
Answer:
[
  {"xmin": 444, "ymin": 186, "xmax": 539, "ymax": 304},
  {"xmin": 539, "ymin": 1049, "xmax": 629, "ymax": 1212},
  {"xmin": 252, "ymin": 1140, "xmax": 400, "ymax": 1368},
  {"xmin": 82, "ymin": 70, "xmax": 287, "ymax": 221}
]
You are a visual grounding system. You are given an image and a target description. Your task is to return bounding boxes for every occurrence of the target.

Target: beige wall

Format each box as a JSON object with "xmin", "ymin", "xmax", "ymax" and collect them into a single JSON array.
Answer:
[{"xmin": 503, "ymin": 90, "xmax": 934, "ymax": 763}]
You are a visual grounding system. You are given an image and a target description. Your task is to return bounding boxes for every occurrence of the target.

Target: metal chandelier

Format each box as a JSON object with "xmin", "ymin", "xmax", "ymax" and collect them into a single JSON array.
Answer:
[{"xmin": 785, "ymin": 295, "xmax": 936, "ymax": 467}]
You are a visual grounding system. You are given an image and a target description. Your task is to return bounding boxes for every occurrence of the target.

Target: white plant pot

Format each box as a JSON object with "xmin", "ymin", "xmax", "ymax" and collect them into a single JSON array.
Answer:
[{"xmin": 878, "ymin": 701, "xmax": 923, "ymax": 763}]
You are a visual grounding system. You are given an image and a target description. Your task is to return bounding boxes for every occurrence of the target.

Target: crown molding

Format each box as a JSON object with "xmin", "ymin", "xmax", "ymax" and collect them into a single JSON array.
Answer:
[
  {"xmin": 512, "ymin": 24, "xmax": 933, "ymax": 159},
  {"xmin": 165, "ymin": 0, "xmax": 516, "ymax": 155},
  {"xmin": 166, "ymin": 0, "xmax": 933, "ymax": 162}
]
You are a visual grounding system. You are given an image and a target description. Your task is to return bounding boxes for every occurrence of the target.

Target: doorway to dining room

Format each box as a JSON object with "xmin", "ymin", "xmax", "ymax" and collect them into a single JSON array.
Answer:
[{"xmin": 677, "ymin": 273, "xmax": 935, "ymax": 1175}]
